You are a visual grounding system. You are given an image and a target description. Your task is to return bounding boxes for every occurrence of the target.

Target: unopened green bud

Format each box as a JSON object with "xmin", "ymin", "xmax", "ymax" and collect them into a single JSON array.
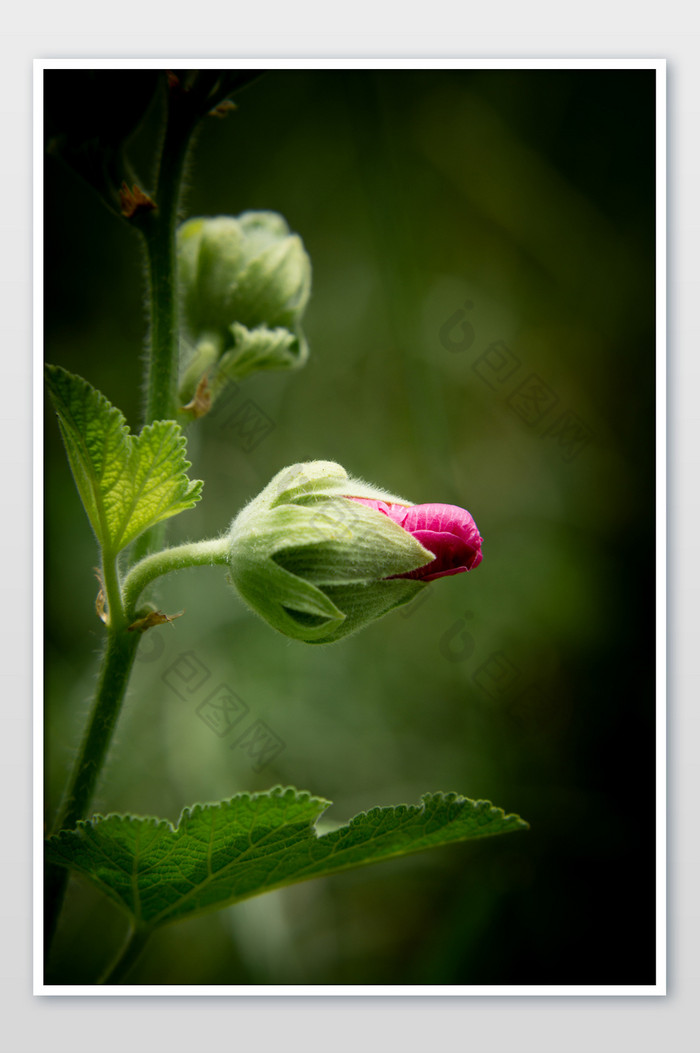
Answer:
[
  {"xmin": 177, "ymin": 212, "xmax": 311, "ymax": 412},
  {"xmin": 227, "ymin": 462, "xmax": 433, "ymax": 644}
]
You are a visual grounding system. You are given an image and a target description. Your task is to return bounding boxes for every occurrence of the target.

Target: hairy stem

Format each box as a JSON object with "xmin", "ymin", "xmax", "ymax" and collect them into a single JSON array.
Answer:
[
  {"xmin": 45, "ymin": 627, "xmax": 141, "ymax": 953},
  {"xmin": 142, "ymin": 101, "xmax": 197, "ymax": 426},
  {"xmin": 130, "ymin": 86, "xmax": 199, "ymax": 567},
  {"xmin": 122, "ymin": 536, "xmax": 230, "ymax": 617},
  {"xmin": 46, "ymin": 534, "xmax": 228, "ymax": 959}
]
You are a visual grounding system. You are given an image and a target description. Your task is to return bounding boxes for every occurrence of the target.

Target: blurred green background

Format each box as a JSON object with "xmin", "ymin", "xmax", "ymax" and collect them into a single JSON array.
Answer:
[{"xmin": 44, "ymin": 68, "xmax": 656, "ymax": 985}]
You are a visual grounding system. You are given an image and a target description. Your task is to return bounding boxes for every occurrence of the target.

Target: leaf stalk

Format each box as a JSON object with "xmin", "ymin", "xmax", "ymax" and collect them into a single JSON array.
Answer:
[{"xmin": 122, "ymin": 536, "xmax": 230, "ymax": 619}]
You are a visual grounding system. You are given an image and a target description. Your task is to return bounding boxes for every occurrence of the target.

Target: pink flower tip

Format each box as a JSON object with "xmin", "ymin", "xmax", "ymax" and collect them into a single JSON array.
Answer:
[{"xmin": 346, "ymin": 497, "xmax": 483, "ymax": 582}]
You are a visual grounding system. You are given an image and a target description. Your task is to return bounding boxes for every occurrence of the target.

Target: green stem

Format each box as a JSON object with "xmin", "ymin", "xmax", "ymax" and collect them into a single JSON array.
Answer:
[
  {"xmin": 130, "ymin": 90, "xmax": 200, "ymax": 567},
  {"xmin": 45, "ymin": 626, "xmax": 141, "ymax": 953},
  {"xmin": 101, "ymin": 549, "xmax": 126, "ymax": 630},
  {"xmin": 141, "ymin": 107, "xmax": 197, "ymax": 426},
  {"xmin": 122, "ymin": 536, "xmax": 230, "ymax": 618},
  {"xmin": 46, "ymin": 536, "xmax": 228, "ymax": 960},
  {"xmin": 99, "ymin": 925, "xmax": 153, "ymax": 985},
  {"xmin": 139, "ymin": 71, "xmax": 263, "ymax": 428},
  {"xmin": 52, "ymin": 629, "xmax": 140, "ymax": 832}
]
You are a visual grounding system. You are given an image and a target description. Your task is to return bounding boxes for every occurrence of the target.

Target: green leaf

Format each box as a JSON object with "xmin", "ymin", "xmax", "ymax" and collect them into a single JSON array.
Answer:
[
  {"xmin": 45, "ymin": 787, "xmax": 528, "ymax": 929},
  {"xmin": 45, "ymin": 364, "xmax": 203, "ymax": 554}
]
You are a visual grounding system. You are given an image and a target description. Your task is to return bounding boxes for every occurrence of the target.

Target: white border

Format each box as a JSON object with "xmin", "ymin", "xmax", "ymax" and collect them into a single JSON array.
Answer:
[
  {"xmin": 33, "ymin": 56, "xmax": 45, "ymax": 1000},
  {"xmin": 34, "ymin": 57, "xmax": 666, "ymax": 997},
  {"xmin": 655, "ymin": 63, "xmax": 667, "ymax": 997}
]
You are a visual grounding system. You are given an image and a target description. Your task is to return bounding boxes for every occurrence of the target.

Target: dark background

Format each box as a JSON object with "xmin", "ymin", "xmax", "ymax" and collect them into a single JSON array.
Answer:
[{"xmin": 45, "ymin": 68, "xmax": 657, "ymax": 985}]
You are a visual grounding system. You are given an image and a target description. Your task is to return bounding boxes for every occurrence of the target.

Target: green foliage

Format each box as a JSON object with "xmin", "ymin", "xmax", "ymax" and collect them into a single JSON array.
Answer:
[
  {"xmin": 45, "ymin": 364, "xmax": 202, "ymax": 556},
  {"xmin": 46, "ymin": 787, "xmax": 528, "ymax": 929}
]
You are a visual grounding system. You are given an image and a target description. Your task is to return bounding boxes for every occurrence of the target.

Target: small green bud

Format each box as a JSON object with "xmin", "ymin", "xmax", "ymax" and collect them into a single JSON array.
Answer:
[
  {"xmin": 227, "ymin": 462, "xmax": 433, "ymax": 643},
  {"xmin": 177, "ymin": 213, "xmax": 311, "ymax": 411}
]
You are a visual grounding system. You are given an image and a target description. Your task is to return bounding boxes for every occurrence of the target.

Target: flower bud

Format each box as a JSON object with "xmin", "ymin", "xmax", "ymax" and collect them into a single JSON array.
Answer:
[
  {"xmin": 227, "ymin": 461, "xmax": 483, "ymax": 644},
  {"xmin": 177, "ymin": 212, "xmax": 311, "ymax": 412}
]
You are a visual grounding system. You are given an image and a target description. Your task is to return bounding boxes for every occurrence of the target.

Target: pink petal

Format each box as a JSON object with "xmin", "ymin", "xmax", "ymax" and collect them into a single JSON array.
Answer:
[{"xmin": 346, "ymin": 497, "xmax": 483, "ymax": 582}]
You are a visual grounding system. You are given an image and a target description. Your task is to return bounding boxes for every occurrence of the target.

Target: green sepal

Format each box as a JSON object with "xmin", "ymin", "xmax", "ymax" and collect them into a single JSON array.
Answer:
[
  {"xmin": 215, "ymin": 322, "xmax": 308, "ymax": 385},
  {"xmin": 227, "ymin": 235, "xmax": 311, "ymax": 330},
  {"xmin": 229, "ymin": 555, "xmax": 345, "ymax": 643},
  {"xmin": 313, "ymin": 579, "xmax": 426, "ymax": 643},
  {"xmin": 258, "ymin": 460, "xmax": 414, "ymax": 509},
  {"xmin": 178, "ymin": 217, "xmax": 246, "ymax": 337},
  {"xmin": 269, "ymin": 499, "xmax": 432, "ymax": 584}
]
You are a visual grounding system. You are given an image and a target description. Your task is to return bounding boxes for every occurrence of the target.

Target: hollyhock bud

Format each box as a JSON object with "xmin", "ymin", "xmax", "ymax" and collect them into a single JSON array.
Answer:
[
  {"xmin": 177, "ymin": 212, "xmax": 311, "ymax": 414},
  {"xmin": 227, "ymin": 461, "xmax": 483, "ymax": 644}
]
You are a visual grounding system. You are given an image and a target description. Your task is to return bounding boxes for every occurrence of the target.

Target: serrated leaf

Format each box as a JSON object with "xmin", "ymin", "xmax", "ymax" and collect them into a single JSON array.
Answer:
[
  {"xmin": 45, "ymin": 787, "xmax": 528, "ymax": 929},
  {"xmin": 45, "ymin": 365, "xmax": 203, "ymax": 555}
]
